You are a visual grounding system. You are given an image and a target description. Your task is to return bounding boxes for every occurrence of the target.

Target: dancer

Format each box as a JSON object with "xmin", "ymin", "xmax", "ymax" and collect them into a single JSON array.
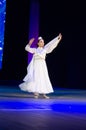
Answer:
[{"xmin": 19, "ymin": 33, "xmax": 62, "ymax": 98}]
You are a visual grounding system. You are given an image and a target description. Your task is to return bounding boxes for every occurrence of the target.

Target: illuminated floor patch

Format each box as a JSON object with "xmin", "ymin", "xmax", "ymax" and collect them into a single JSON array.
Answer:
[
  {"xmin": 0, "ymin": 99, "xmax": 86, "ymax": 113},
  {"xmin": 0, "ymin": 87, "xmax": 86, "ymax": 113}
]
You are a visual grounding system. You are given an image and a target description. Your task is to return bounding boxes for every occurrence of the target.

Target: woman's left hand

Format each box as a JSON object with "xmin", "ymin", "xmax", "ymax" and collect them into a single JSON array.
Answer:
[{"xmin": 58, "ymin": 33, "xmax": 62, "ymax": 41}]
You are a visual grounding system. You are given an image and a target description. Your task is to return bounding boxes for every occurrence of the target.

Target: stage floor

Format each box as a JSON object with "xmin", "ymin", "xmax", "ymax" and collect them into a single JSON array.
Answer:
[{"xmin": 0, "ymin": 86, "xmax": 86, "ymax": 130}]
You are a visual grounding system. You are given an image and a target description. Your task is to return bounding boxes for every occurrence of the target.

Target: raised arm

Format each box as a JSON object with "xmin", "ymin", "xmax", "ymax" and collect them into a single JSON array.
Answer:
[
  {"xmin": 25, "ymin": 38, "xmax": 36, "ymax": 54},
  {"xmin": 44, "ymin": 33, "xmax": 62, "ymax": 54}
]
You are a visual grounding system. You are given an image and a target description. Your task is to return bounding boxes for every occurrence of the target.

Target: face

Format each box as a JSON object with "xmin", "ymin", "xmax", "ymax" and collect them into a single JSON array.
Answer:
[{"xmin": 38, "ymin": 39, "xmax": 44, "ymax": 47}]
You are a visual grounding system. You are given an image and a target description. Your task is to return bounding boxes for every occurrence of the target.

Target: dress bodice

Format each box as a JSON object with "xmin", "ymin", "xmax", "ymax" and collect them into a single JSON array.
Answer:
[{"xmin": 34, "ymin": 47, "xmax": 46, "ymax": 60}]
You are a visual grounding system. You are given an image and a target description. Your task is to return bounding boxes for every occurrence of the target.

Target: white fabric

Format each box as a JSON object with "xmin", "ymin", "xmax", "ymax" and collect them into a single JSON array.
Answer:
[
  {"xmin": 19, "ymin": 36, "xmax": 60, "ymax": 94},
  {"xmin": 44, "ymin": 36, "xmax": 59, "ymax": 53}
]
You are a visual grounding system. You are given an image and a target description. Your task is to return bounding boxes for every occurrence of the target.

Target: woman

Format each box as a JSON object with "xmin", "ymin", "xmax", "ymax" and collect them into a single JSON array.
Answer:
[{"xmin": 19, "ymin": 33, "xmax": 62, "ymax": 98}]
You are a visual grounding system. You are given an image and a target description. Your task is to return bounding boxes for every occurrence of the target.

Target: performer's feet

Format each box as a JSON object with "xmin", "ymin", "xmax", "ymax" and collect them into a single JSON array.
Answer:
[
  {"xmin": 34, "ymin": 93, "xmax": 39, "ymax": 99},
  {"xmin": 34, "ymin": 95, "xmax": 39, "ymax": 98},
  {"xmin": 43, "ymin": 94, "xmax": 50, "ymax": 99}
]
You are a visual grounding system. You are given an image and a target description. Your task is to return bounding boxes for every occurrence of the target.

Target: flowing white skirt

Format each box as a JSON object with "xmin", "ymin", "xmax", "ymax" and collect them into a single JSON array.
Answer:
[{"xmin": 19, "ymin": 58, "xmax": 54, "ymax": 94}]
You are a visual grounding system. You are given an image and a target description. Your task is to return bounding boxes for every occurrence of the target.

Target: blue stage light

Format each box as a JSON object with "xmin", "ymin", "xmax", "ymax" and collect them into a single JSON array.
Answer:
[{"xmin": 0, "ymin": 0, "xmax": 6, "ymax": 69}]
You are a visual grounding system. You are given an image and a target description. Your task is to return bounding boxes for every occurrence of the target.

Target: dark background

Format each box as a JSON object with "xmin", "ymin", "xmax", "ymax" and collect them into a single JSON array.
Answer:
[{"xmin": 0, "ymin": 0, "xmax": 86, "ymax": 89}]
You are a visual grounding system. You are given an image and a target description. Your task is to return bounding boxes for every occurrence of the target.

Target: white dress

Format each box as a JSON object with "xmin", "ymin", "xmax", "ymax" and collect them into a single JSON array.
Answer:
[{"xmin": 19, "ymin": 36, "xmax": 60, "ymax": 94}]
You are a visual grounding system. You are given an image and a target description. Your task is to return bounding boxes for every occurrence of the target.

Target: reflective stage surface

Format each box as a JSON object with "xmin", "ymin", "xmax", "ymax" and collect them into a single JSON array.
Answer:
[{"xmin": 0, "ymin": 86, "xmax": 86, "ymax": 130}]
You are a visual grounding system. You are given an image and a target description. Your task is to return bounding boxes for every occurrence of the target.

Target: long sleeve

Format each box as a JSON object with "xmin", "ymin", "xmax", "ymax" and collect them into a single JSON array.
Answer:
[
  {"xmin": 25, "ymin": 44, "xmax": 36, "ymax": 54},
  {"xmin": 44, "ymin": 36, "xmax": 60, "ymax": 54}
]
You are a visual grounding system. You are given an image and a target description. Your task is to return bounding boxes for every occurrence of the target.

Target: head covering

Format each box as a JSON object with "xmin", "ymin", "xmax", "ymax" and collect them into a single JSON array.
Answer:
[{"xmin": 38, "ymin": 36, "xmax": 43, "ymax": 40}]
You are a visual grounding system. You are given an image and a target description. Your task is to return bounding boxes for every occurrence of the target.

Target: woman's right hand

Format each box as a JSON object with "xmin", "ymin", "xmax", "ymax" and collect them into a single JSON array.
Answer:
[{"xmin": 28, "ymin": 38, "xmax": 35, "ymax": 45}]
